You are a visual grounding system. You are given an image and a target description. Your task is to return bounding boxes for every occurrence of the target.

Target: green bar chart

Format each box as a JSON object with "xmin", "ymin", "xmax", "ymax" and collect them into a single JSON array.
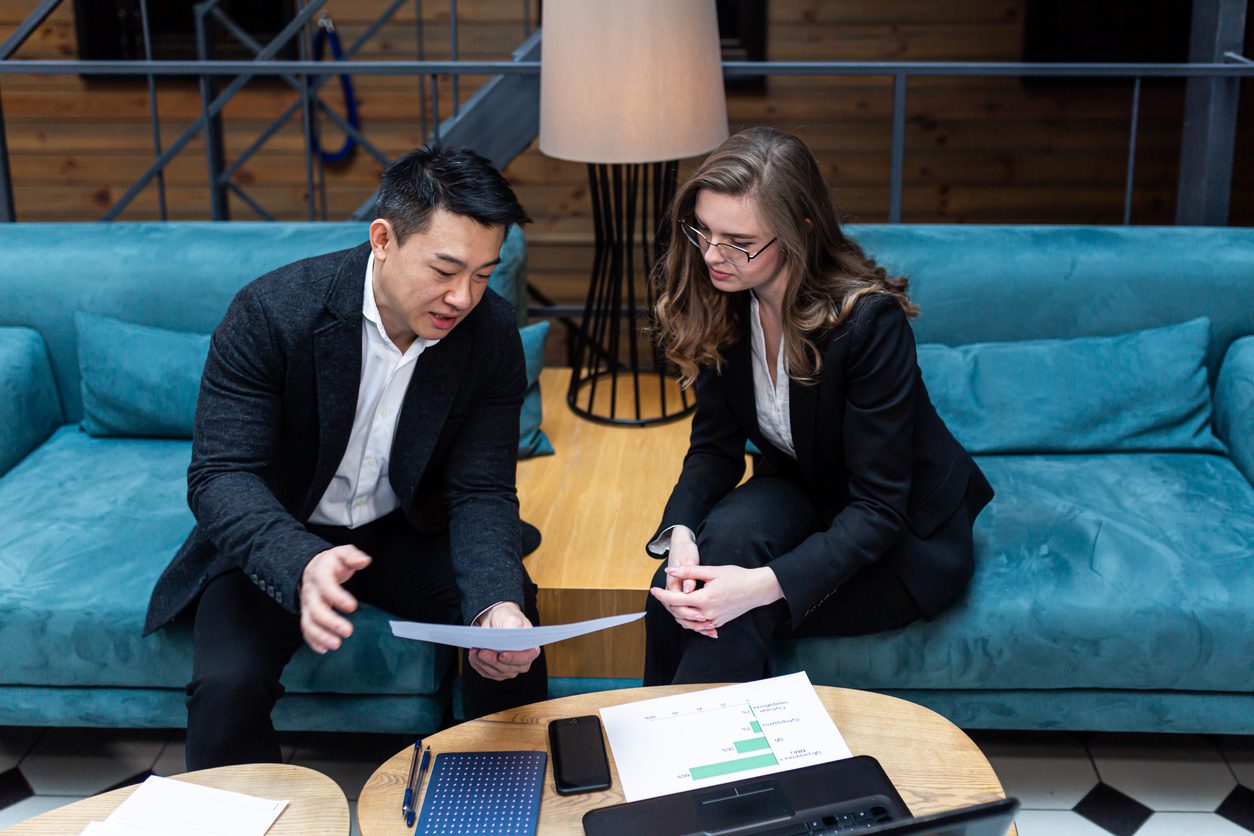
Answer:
[
  {"xmin": 734, "ymin": 736, "xmax": 773, "ymax": 753},
  {"xmin": 599, "ymin": 672, "xmax": 853, "ymax": 802},
  {"xmin": 690, "ymin": 751, "xmax": 778, "ymax": 780}
]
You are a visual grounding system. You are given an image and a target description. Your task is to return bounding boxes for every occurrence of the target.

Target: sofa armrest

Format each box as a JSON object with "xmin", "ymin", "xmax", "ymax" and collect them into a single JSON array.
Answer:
[
  {"xmin": 1215, "ymin": 335, "xmax": 1254, "ymax": 487},
  {"xmin": 0, "ymin": 327, "xmax": 63, "ymax": 476}
]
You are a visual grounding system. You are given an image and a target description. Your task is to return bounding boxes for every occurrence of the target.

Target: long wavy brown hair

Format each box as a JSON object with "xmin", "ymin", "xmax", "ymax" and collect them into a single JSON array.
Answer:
[{"xmin": 654, "ymin": 127, "xmax": 917, "ymax": 387}]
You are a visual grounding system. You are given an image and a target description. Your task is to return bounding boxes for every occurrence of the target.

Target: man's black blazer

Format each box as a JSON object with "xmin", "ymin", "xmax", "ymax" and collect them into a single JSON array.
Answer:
[
  {"xmin": 652, "ymin": 292, "xmax": 992, "ymax": 628},
  {"xmin": 144, "ymin": 243, "xmax": 527, "ymax": 634}
]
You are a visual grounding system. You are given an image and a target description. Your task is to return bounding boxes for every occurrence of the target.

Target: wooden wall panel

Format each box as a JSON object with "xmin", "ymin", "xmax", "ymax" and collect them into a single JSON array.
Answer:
[{"xmin": 0, "ymin": 0, "xmax": 1248, "ymax": 277}]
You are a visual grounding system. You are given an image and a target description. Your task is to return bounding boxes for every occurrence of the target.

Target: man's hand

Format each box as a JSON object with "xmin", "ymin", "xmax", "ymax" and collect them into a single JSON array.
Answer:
[
  {"xmin": 650, "ymin": 564, "xmax": 784, "ymax": 637},
  {"xmin": 467, "ymin": 601, "xmax": 540, "ymax": 681},
  {"xmin": 299, "ymin": 545, "xmax": 372, "ymax": 654}
]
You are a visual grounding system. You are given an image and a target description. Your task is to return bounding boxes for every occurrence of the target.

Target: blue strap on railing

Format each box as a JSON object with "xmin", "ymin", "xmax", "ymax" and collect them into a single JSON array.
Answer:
[{"xmin": 310, "ymin": 18, "xmax": 359, "ymax": 164}]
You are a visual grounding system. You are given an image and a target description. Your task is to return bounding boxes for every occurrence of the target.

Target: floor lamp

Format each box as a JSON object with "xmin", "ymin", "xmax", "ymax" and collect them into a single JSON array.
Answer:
[{"xmin": 540, "ymin": 0, "xmax": 728, "ymax": 426}]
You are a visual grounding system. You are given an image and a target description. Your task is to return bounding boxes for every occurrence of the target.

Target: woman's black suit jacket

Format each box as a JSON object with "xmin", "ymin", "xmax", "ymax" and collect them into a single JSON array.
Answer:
[{"xmin": 651, "ymin": 292, "xmax": 993, "ymax": 629}]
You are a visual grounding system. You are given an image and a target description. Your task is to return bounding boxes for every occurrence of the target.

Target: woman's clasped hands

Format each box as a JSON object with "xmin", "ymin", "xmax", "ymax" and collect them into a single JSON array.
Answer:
[{"xmin": 649, "ymin": 526, "xmax": 785, "ymax": 639}]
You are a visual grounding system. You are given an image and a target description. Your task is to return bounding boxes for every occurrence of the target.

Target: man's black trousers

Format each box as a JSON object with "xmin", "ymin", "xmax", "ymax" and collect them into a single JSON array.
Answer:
[{"xmin": 184, "ymin": 511, "xmax": 547, "ymax": 770}]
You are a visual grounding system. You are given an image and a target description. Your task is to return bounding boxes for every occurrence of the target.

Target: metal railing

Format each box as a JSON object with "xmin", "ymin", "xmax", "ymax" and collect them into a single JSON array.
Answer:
[
  {"xmin": 0, "ymin": 1, "xmax": 1249, "ymax": 226},
  {"xmin": 0, "ymin": 0, "xmax": 539, "ymax": 222}
]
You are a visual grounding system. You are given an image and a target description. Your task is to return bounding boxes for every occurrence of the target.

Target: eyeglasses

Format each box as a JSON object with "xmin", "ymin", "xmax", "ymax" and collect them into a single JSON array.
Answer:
[{"xmin": 681, "ymin": 222, "xmax": 778, "ymax": 265}]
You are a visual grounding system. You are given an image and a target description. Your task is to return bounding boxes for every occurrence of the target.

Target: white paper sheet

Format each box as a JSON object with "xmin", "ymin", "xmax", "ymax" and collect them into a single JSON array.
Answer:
[
  {"xmin": 599, "ymin": 671, "xmax": 853, "ymax": 801},
  {"xmin": 389, "ymin": 611, "xmax": 644, "ymax": 650},
  {"xmin": 83, "ymin": 775, "xmax": 288, "ymax": 836}
]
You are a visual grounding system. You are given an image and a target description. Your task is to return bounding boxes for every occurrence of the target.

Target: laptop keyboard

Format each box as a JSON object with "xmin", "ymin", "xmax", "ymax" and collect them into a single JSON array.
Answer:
[{"xmin": 757, "ymin": 804, "xmax": 894, "ymax": 834}]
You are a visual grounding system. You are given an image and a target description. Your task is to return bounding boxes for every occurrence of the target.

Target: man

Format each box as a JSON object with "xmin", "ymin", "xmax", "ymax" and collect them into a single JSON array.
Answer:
[{"xmin": 143, "ymin": 146, "xmax": 546, "ymax": 770}]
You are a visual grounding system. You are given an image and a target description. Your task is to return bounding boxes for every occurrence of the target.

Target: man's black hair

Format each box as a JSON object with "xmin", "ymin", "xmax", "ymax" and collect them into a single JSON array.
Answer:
[{"xmin": 374, "ymin": 145, "xmax": 531, "ymax": 242}]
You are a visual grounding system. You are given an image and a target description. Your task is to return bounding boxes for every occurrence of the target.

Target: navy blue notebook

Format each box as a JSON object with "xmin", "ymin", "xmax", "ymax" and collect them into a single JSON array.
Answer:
[{"xmin": 414, "ymin": 750, "xmax": 547, "ymax": 835}]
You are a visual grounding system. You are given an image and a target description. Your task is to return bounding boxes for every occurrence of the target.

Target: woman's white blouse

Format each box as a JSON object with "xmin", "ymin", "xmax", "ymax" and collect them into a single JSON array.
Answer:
[
  {"xmin": 749, "ymin": 293, "xmax": 797, "ymax": 460},
  {"xmin": 645, "ymin": 294, "xmax": 800, "ymax": 557}
]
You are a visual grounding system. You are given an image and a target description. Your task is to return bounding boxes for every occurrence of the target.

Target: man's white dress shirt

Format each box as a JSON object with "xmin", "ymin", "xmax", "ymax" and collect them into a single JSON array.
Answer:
[{"xmin": 309, "ymin": 252, "xmax": 440, "ymax": 528}]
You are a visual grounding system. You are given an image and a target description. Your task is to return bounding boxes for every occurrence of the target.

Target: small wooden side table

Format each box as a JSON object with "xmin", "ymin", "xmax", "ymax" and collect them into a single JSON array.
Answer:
[
  {"xmin": 357, "ymin": 685, "xmax": 1015, "ymax": 835},
  {"xmin": 2, "ymin": 763, "xmax": 349, "ymax": 835}
]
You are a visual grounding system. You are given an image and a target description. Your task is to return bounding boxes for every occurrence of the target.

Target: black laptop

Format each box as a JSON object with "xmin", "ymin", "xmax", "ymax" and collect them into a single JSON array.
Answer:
[{"xmin": 582, "ymin": 755, "xmax": 1018, "ymax": 836}]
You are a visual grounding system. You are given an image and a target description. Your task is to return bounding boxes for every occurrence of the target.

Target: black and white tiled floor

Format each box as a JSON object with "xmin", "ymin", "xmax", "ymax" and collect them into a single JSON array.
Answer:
[
  {"xmin": 1, "ymin": 726, "xmax": 1252, "ymax": 834},
  {"xmin": 969, "ymin": 731, "xmax": 1254, "ymax": 835}
]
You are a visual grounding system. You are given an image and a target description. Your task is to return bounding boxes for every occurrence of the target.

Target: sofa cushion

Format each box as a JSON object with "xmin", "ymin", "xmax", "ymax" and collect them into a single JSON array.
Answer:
[
  {"xmin": 76, "ymin": 312, "xmax": 209, "ymax": 438},
  {"xmin": 519, "ymin": 321, "xmax": 554, "ymax": 458},
  {"xmin": 498, "ymin": 224, "xmax": 529, "ymax": 328},
  {"xmin": 1215, "ymin": 335, "xmax": 1254, "ymax": 488},
  {"xmin": 0, "ymin": 426, "xmax": 450, "ymax": 696},
  {"xmin": 773, "ymin": 452, "xmax": 1254, "ymax": 693},
  {"xmin": 0, "ymin": 327, "xmax": 62, "ymax": 475},
  {"xmin": 917, "ymin": 318, "xmax": 1225, "ymax": 454},
  {"xmin": 75, "ymin": 311, "xmax": 553, "ymax": 458}
]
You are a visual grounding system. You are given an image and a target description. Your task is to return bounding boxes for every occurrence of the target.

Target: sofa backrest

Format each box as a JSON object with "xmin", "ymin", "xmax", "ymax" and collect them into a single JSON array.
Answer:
[
  {"xmin": 2, "ymin": 222, "xmax": 1249, "ymax": 420},
  {"xmin": 0, "ymin": 222, "xmax": 528, "ymax": 422},
  {"xmin": 850, "ymin": 225, "xmax": 1254, "ymax": 380}
]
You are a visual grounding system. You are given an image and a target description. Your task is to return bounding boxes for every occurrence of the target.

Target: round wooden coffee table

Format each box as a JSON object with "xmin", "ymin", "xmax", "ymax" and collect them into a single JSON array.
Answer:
[
  {"xmin": 357, "ymin": 685, "xmax": 1015, "ymax": 835},
  {"xmin": 2, "ymin": 763, "xmax": 349, "ymax": 835}
]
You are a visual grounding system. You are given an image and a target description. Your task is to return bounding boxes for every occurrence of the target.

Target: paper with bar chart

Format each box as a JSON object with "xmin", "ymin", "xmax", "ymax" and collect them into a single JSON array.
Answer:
[{"xmin": 599, "ymin": 672, "xmax": 853, "ymax": 801}]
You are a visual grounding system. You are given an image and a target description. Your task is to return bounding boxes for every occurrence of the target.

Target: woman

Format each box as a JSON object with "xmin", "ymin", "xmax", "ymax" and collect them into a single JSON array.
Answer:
[{"xmin": 644, "ymin": 127, "xmax": 993, "ymax": 685}]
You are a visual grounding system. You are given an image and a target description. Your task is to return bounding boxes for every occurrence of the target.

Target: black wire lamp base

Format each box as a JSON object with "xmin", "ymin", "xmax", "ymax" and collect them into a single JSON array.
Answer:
[{"xmin": 566, "ymin": 161, "xmax": 694, "ymax": 426}]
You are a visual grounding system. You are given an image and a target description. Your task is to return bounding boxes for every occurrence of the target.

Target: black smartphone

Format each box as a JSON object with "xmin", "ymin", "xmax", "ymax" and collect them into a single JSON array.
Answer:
[{"xmin": 548, "ymin": 714, "xmax": 612, "ymax": 795}]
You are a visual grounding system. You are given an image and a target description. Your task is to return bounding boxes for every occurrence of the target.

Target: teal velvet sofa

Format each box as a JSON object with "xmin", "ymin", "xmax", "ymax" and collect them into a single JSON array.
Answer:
[
  {"xmin": 0, "ymin": 222, "xmax": 533, "ymax": 734},
  {"xmin": 767, "ymin": 225, "xmax": 1254, "ymax": 734},
  {"xmin": 1, "ymin": 223, "xmax": 1251, "ymax": 736}
]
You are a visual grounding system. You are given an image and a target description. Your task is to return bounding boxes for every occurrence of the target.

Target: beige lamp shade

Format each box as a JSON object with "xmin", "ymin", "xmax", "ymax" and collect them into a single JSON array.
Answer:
[{"xmin": 540, "ymin": 0, "xmax": 729, "ymax": 164}]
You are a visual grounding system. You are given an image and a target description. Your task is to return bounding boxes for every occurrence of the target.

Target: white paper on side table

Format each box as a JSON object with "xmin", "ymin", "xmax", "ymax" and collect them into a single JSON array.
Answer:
[
  {"xmin": 599, "ymin": 671, "xmax": 853, "ymax": 802},
  {"xmin": 79, "ymin": 775, "xmax": 287, "ymax": 835},
  {"xmin": 389, "ymin": 611, "xmax": 644, "ymax": 651}
]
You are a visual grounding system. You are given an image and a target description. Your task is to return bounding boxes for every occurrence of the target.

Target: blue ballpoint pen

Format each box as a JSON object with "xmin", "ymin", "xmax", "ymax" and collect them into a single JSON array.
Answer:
[
  {"xmin": 407, "ymin": 746, "xmax": 431, "ymax": 828},
  {"xmin": 401, "ymin": 738, "xmax": 422, "ymax": 824}
]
